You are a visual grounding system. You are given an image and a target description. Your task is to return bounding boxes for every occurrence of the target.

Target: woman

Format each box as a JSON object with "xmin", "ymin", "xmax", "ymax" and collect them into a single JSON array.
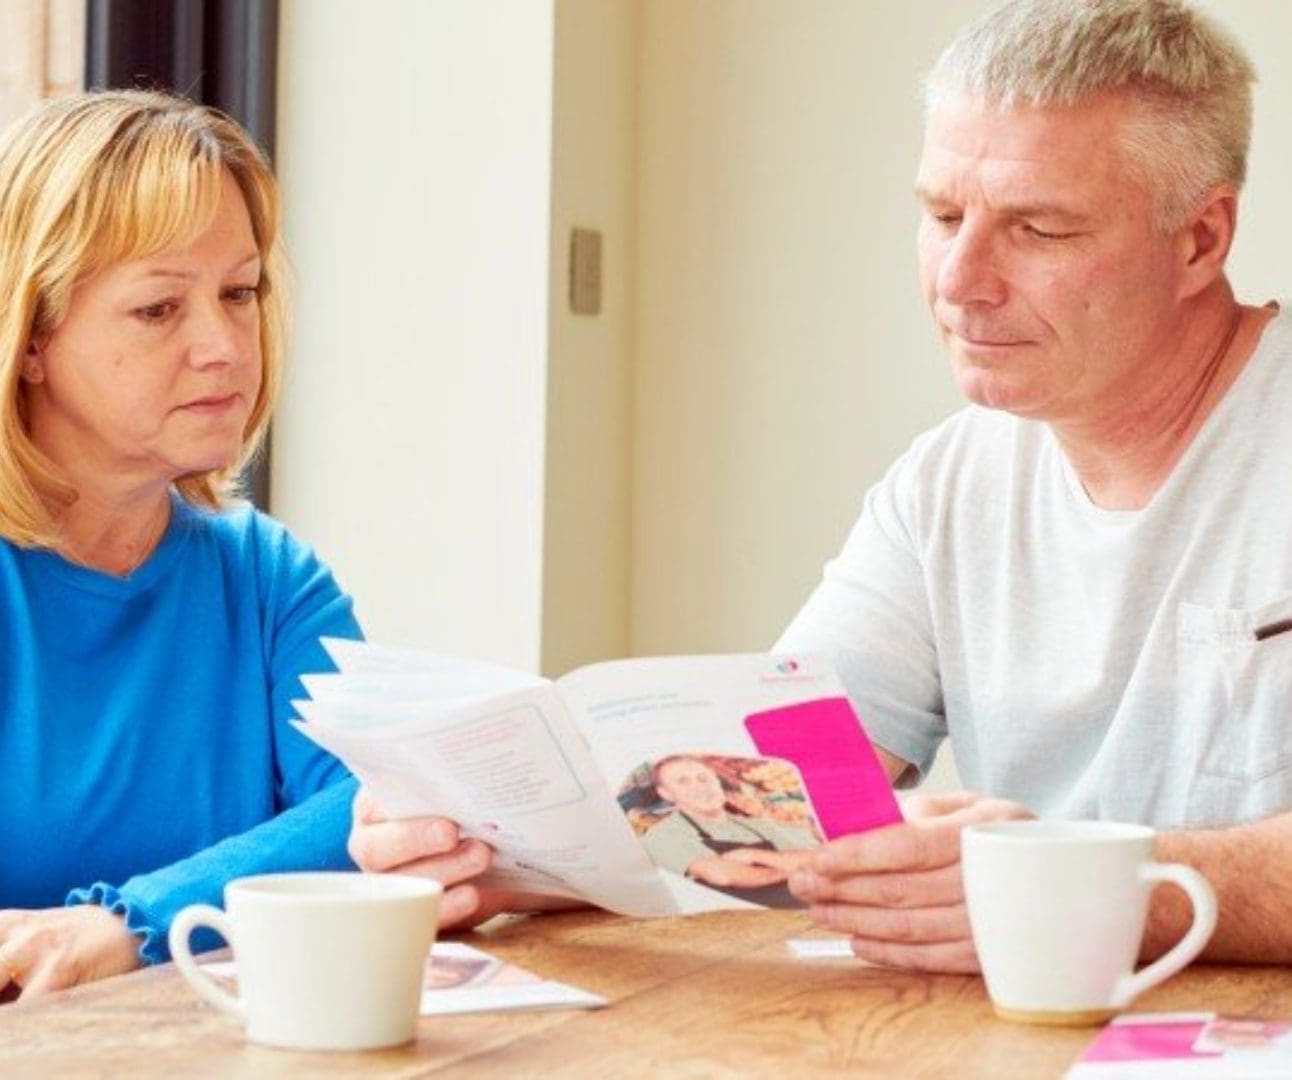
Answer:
[{"xmin": 0, "ymin": 90, "xmax": 486, "ymax": 1002}]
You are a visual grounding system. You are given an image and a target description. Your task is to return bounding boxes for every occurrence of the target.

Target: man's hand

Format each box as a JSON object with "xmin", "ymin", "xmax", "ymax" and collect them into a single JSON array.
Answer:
[
  {"xmin": 0, "ymin": 905, "xmax": 142, "ymax": 1003},
  {"xmin": 788, "ymin": 791, "xmax": 1033, "ymax": 973}
]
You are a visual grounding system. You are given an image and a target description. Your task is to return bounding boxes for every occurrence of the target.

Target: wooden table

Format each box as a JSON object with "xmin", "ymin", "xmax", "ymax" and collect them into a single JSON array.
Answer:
[{"xmin": 2, "ymin": 909, "xmax": 1288, "ymax": 1078}]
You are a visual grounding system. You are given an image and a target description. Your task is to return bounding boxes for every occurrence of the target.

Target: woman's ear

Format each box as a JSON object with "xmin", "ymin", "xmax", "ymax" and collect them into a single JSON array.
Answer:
[{"xmin": 21, "ymin": 340, "xmax": 46, "ymax": 384}]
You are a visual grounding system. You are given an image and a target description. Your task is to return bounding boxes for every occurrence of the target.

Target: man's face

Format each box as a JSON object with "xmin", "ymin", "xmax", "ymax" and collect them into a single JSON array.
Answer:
[{"xmin": 916, "ymin": 93, "xmax": 1189, "ymax": 421}]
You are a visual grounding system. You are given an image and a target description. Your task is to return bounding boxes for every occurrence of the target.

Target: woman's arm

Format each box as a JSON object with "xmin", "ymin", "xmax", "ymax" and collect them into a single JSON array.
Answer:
[
  {"xmin": 2, "ymin": 778, "xmax": 359, "ymax": 1002},
  {"xmin": 11, "ymin": 520, "xmax": 361, "ymax": 998},
  {"xmin": 67, "ymin": 777, "xmax": 360, "ymax": 962}
]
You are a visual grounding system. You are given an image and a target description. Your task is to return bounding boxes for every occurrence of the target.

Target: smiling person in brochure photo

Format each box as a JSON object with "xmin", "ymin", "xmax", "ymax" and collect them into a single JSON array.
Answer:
[
  {"xmin": 0, "ymin": 90, "xmax": 375, "ymax": 1002},
  {"xmin": 638, "ymin": 755, "xmax": 818, "ymax": 908}
]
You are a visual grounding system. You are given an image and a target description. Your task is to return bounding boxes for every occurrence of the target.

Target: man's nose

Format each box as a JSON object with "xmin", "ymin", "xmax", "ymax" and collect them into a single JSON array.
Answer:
[{"xmin": 937, "ymin": 222, "xmax": 1007, "ymax": 308}]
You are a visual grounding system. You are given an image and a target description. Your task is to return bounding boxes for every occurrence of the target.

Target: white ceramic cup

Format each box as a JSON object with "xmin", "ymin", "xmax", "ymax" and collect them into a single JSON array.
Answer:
[
  {"xmin": 962, "ymin": 820, "xmax": 1217, "ymax": 1026},
  {"xmin": 169, "ymin": 872, "xmax": 442, "ymax": 1051}
]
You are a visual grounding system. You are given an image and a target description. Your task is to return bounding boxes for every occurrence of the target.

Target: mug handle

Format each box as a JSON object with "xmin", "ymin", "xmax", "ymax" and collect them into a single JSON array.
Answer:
[
  {"xmin": 167, "ymin": 904, "xmax": 245, "ymax": 1021},
  {"xmin": 1112, "ymin": 862, "xmax": 1217, "ymax": 1008}
]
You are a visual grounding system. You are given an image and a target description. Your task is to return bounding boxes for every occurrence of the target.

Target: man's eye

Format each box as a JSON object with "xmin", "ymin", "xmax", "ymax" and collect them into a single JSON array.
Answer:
[
  {"xmin": 134, "ymin": 301, "xmax": 177, "ymax": 323},
  {"xmin": 932, "ymin": 212, "xmax": 962, "ymax": 228},
  {"xmin": 1022, "ymin": 224, "xmax": 1076, "ymax": 241}
]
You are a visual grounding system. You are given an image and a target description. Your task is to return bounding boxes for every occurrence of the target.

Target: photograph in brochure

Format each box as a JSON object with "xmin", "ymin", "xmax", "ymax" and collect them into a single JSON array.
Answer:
[
  {"xmin": 620, "ymin": 754, "xmax": 822, "ymax": 909},
  {"xmin": 294, "ymin": 644, "xmax": 902, "ymax": 916}
]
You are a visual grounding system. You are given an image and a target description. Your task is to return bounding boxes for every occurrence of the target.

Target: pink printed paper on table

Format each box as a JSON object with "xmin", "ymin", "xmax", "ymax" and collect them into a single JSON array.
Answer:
[{"xmin": 1066, "ymin": 1013, "xmax": 1292, "ymax": 1078}]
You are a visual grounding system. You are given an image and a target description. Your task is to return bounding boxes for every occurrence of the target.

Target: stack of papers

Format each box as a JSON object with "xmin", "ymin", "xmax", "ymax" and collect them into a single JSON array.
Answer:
[{"xmin": 203, "ymin": 941, "xmax": 605, "ymax": 1016}]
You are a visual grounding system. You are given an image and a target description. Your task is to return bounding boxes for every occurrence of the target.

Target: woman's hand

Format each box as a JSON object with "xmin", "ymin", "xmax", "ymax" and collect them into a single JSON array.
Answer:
[
  {"xmin": 348, "ymin": 787, "xmax": 506, "ymax": 929},
  {"xmin": 0, "ymin": 905, "xmax": 142, "ymax": 1003}
]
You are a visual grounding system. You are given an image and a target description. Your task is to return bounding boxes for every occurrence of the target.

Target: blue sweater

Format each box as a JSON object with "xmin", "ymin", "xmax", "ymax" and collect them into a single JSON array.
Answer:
[{"xmin": 0, "ymin": 492, "xmax": 362, "ymax": 963}]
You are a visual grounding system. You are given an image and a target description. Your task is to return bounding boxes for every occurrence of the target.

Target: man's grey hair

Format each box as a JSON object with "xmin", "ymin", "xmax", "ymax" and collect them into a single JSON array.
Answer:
[{"xmin": 925, "ymin": 0, "xmax": 1257, "ymax": 231}]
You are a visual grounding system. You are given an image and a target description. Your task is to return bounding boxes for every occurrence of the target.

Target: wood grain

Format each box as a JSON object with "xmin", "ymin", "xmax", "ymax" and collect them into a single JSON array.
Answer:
[{"xmin": 1, "ymin": 909, "xmax": 1286, "ymax": 1078}]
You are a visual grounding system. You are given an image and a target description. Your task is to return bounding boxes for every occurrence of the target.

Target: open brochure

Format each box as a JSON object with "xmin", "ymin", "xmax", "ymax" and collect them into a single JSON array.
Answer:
[{"xmin": 294, "ymin": 644, "xmax": 902, "ymax": 916}]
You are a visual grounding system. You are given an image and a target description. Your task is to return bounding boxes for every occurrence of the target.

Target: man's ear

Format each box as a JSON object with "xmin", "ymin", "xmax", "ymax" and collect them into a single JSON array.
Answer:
[{"xmin": 1177, "ymin": 185, "xmax": 1237, "ymax": 301}]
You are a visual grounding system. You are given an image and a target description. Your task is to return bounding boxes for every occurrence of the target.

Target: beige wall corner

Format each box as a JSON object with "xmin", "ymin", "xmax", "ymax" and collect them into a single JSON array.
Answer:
[
  {"xmin": 541, "ymin": 0, "xmax": 639, "ymax": 676},
  {"xmin": 273, "ymin": 0, "xmax": 556, "ymax": 670},
  {"xmin": 630, "ymin": 1, "xmax": 985, "ymax": 657}
]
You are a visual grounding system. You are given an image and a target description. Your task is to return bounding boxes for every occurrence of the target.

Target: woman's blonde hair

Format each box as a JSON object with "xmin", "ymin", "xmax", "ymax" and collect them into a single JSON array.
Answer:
[
  {"xmin": 925, "ymin": 0, "xmax": 1257, "ymax": 232},
  {"xmin": 0, "ymin": 89, "xmax": 287, "ymax": 547}
]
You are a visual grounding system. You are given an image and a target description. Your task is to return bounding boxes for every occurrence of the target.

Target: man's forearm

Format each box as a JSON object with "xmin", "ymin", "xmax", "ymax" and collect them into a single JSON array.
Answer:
[{"xmin": 1148, "ymin": 811, "xmax": 1292, "ymax": 963}]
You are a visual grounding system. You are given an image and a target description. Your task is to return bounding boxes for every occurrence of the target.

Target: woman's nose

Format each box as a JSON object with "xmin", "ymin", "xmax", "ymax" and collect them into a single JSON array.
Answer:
[{"xmin": 187, "ymin": 302, "xmax": 246, "ymax": 368}]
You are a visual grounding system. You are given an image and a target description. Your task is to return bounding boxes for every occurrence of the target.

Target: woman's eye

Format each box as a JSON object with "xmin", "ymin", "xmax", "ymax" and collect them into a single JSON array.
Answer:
[
  {"xmin": 224, "ymin": 284, "xmax": 261, "ymax": 304},
  {"xmin": 134, "ymin": 301, "xmax": 177, "ymax": 323}
]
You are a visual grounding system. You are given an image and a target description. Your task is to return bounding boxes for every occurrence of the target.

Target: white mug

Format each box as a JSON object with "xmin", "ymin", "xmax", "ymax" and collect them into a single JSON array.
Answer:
[
  {"xmin": 962, "ymin": 820, "xmax": 1216, "ymax": 1026},
  {"xmin": 169, "ymin": 872, "xmax": 442, "ymax": 1051}
]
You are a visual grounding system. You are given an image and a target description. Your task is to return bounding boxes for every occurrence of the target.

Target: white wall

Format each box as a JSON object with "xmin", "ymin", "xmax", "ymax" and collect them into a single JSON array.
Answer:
[
  {"xmin": 273, "ymin": 0, "xmax": 555, "ymax": 670},
  {"xmin": 1210, "ymin": 0, "xmax": 1292, "ymax": 303},
  {"xmin": 631, "ymin": 1, "xmax": 986, "ymax": 657}
]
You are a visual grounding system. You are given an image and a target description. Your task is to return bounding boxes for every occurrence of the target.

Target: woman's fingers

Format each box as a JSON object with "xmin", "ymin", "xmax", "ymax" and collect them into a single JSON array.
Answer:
[
  {"xmin": 351, "ymin": 786, "xmax": 388, "ymax": 826},
  {"xmin": 437, "ymin": 884, "xmax": 485, "ymax": 930},
  {"xmin": 0, "ymin": 935, "xmax": 26, "ymax": 1000},
  {"xmin": 358, "ymin": 835, "xmax": 494, "ymax": 890},
  {"xmin": 12, "ymin": 956, "xmax": 63, "ymax": 1002},
  {"xmin": 0, "ymin": 907, "xmax": 140, "ymax": 1003},
  {"xmin": 348, "ymin": 813, "xmax": 462, "ymax": 872}
]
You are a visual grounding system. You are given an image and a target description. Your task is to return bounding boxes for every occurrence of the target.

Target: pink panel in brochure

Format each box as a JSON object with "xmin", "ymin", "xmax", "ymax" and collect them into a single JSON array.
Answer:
[
  {"xmin": 744, "ymin": 697, "xmax": 902, "ymax": 840},
  {"xmin": 1080, "ymin": 1018, "xmax": 1215, "ymax": 1063}
]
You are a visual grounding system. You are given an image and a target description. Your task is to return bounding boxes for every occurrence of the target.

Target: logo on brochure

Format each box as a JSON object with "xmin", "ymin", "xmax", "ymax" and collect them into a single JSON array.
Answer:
[{"xmin": 762, "ymin": 656, "xmax": 814, "ymax": 684}]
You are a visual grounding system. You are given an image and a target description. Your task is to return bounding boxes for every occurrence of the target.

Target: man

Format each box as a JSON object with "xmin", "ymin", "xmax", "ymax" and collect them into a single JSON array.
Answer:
[
  {"xmin": 349, "ymin": 0, "xmax": 1290, "ymax": 968},
  {"xmin": 778, "ymin": 0, "xmax": 1290, "ymax": 972}
]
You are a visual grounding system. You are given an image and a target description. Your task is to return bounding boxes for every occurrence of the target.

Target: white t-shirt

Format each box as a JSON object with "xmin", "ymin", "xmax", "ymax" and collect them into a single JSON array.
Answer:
[{"xmin": 777, "ymin": 307, "xmax": 1292, "ymax": 829}]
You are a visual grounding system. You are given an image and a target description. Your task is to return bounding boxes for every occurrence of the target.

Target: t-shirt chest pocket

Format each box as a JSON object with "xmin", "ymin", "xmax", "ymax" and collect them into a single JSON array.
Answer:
[{"xmin": 1177, "ymin": 594, "xmax": 1292, "ymax": 801}]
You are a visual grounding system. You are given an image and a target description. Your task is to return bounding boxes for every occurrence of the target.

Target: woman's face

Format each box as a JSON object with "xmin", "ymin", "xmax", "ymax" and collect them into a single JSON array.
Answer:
[
  {"xmin": 656, "ymin": 759, "xmax": 727, "ymax": 816},
  {"xmin": 24, "ymin": 171, "xmax": 263, "ymax": 496}
]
